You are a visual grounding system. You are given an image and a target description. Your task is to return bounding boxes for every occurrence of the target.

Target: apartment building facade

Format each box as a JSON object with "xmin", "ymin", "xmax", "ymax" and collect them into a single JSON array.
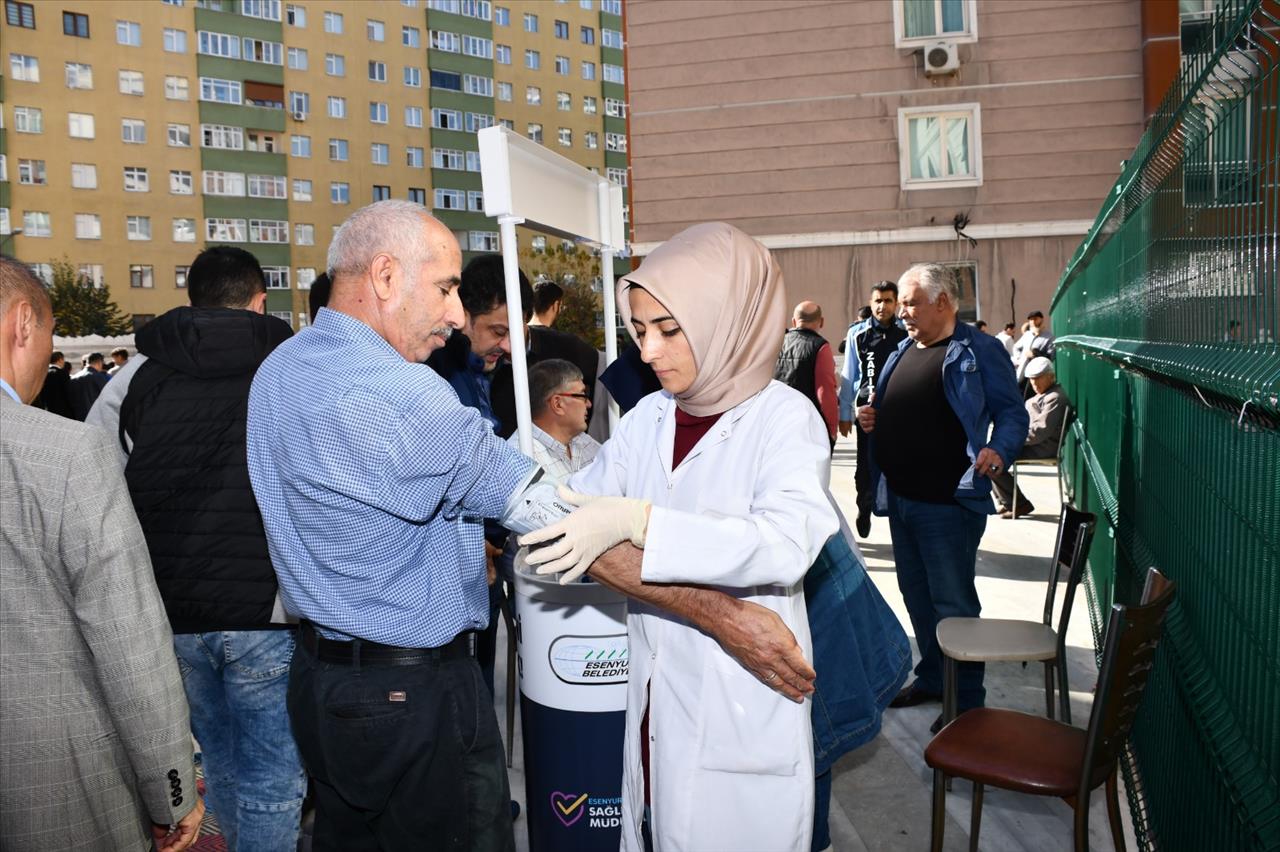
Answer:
[
  {"xmin": 0, "ymin": 0, "xmax": 629, "ymax": 330},
  {"xmin": 622, "ymin": 0, "xmax": 1163, "ymax": 338}
]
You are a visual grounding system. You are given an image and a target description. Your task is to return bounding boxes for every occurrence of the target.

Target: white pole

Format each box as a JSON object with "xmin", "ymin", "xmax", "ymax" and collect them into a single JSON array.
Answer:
[
  {"xmin": 597, "ymin": 180, "xmax": 620, "ymax": 430},
  {"xmin": 498, "ymin": 214, "xmax": 534, "ymax": 458}
]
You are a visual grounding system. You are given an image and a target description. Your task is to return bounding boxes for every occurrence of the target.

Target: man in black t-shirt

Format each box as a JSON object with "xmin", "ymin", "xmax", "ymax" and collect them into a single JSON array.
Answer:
[{"xmin": 856, "ymin": 264, "xmax": 1028, "ymax": 733}]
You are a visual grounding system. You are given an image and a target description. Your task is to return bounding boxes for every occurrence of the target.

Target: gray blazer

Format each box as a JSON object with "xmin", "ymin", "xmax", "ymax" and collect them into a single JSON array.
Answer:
[{"xmin": 0, "ymin": 395, "xmax": 197, "ymax": 851}]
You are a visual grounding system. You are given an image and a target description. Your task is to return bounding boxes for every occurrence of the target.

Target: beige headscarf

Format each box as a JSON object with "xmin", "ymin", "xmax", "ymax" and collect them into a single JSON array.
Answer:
[{"xmin": 619, "ymin": 222, "xmax": 786, "ymax": 417}]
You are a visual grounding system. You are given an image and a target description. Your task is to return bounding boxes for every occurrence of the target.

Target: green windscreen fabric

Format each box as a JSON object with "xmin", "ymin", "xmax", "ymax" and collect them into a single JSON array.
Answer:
[{"xmin": 1050, "ymin": 1, "xmax": 1279, "ymax": 850}]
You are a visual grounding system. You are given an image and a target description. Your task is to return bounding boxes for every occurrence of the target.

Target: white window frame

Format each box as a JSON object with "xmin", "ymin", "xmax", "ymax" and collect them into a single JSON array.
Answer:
[
  {"xmin": 126, "ymin": 215, "xmax": 152, "ymax": 241},
  {"xmin": 76, "ymin": 213, "xmax": 102, "ymax": 240},
  {"xmin": 406, "ymin": 146, "xmax": 425, "ymax": 168},
  {"xmin": 323, "ymin": 10, "xmax": 343, "ymax": 33},
  {"xmin": 497, "ymin": 81, "xmax": 513, "ymax": 102},
  {"xmin": 168, "ymin": 123, "xmax": 192, "ymax": 147},
  {"xmin": 297, "ymin": 267, "xmax": 318, "ymax": 289},
  {"xmin": 22, "ymin": 211, "xmax": 52, "ymax": 237},
  {"xmin": 367, "ymin": 19, "xmax": 386, "ymax": 41},
  {"xmin": 199, "ymin": 77, "xmax": 243, "ymax": 104},
  {"xmin": 170, "ymin": 170, "xmax": 195, "ymax": 194},
  {"xmin": 370, "ymin": 101, "xmax": 389, "ymax": 123},
  {"xmin": 330, "ymin": 182, "xmax": 350, "ymax": 204},
  {"xmin": 206, "ymin": 217, "xmax": 248, "ymax": 242},
  {"xmin": 198, "ymin": 30, "xmax": 240, "ymax": 59},
  {"xmin": 434, "ymin": 188, "xmax": 465, "ymax": 210},
  {"xmin": 9, "ymin": 53, "xmax": 39, "ymax": 81},
  {"xmin": 121, "ymin": 118, "xmax": 147, "ymax": 144},
  {"xmin": 892, "ymin": 0, "xmax": 978, "ymax": 49},
  {"xmin": 71, "ymin": 163, "xmax": 98, "ymax": 189},
  {"xmin": 202, "ymin": 123, "xmax": 244, "ymax": 150},
  {"xmin": 328, "ymin": 96, "xmax": 348, "ymax": 119},
  {"xmin": 263, "ymin": 266, "xmax": 291, "ymax": 288},
  {"xmin": 463, "ymin": 74, "xmax": 493, "ymax": 96},
  {"xmin": 469, "ymin": 231, "xmax": 499, "ymax": 251},
  {"xmin": 291, "ymin": 134, "xmax": 311, "ymax": 157},
  {"xmin": 405, "ymin": 106, "xmax": 424, "ymax": 127},
  {"xmin": 130, "ymin": 265, "xmax": 155, "ymax": 288},
  {"xmin": 116, "ymin": 20, "xmax": 142, "ymax": 46},
  {"xmin": 65, "ymin": 62, "xmax": 93, "ymax": 89},
  {"xmin": 14, "ymin": 106, "xmax": 43, "ymax": 133},
  {"xmin": 433, "ymin": 148, "xmax": 464, "ymax": 170},
  {"xmin": 896, "ymin": 102, "xmax": 983, "ymax": 190},
  {"xmin": 369, "ymin": 60, "xmax": 387, "ymax": 82},
  {"xmin": 248, "ymin": 174, "xmax": 288, "ymax": 199},
  {"xmin": 164, "ymin": 28, "xmax": 188, "ymax": 53},
  {"xmin": 431, "ymin": 30, "xmax": 461, "ymax": 52},
  {"xmin": 123, "ymin": 166, "xmax": 150, "ymax": 192},
  {"xmin": 403, "ymin": 26, "xmax": 421, "ymax": 47},
  {"xmin": 202, "ymin": 170, "xmax": 246, "ymax": 196},
  {"xmin": 286, "ymin": 4, "xmax": 305, "ymax": 26},
  {"xmin": 431, "ymin": 108, "xmax": 462, "ymax": 130},
  {"xmin": 404, "ymin": 66, "xmax": 422, "ymax": 87},
  {"xmin": 165, "ymin": 75, "xmax": 190, "ymax": 100},
  {"xmin": 250, "ymin": 220, "xmax": 290, "ymax": 244},
  {"xmin": 119, "ymin": 70, "xmax": 145, "ymax": 96},
  {"xmin": 371, "ymin": 143, "xmax": 390, "ymax": 165},
  {"xmin": 293, "ymin": 179, "xmax": 313, "ymax": 201},
  {"xmin": 462, "ymin": 34, "xmax": 492, "ymax": 58},
  {"xmin": 288, "ymin": 47, "xmax": 308, "ymax": 69},
  {"xmin": 173, "ymin": 217, "xmax": 197, "ymax": 242},
  {"xmin": 68, "ymin": 112, "xmax": 95, "ymax": 139},
  {"xmin": 325, "ymin": 53, "xmax": 345, "ymax": 76},
  {"xmin": 241, "ymin": 0, "xmax": 282, "ymax": 21}
]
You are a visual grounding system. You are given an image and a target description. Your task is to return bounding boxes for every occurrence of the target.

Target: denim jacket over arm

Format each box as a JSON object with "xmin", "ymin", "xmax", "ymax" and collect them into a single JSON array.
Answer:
[{"xmin": 865, "ymin": 321, "xmax": 1029, "ymax": 515}]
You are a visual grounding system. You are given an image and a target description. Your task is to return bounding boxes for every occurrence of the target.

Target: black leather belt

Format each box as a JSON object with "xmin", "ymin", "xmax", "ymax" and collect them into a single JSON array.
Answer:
[{"xmin": 298, "ymin": 620, "xmax": 476, "ymax": 666}]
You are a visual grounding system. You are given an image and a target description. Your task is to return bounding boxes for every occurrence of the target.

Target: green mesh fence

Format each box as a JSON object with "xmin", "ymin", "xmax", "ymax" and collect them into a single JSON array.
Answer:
[{"xmin": 1051, "ymin": 1, "xmax": 1279, "ymax": 849}]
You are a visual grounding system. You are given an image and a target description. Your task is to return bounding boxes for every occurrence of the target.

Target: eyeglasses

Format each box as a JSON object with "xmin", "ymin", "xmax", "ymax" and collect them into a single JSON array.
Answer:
[{"xmin": 556, "ymin": 392, "xmax": 591, "ymax": 402}]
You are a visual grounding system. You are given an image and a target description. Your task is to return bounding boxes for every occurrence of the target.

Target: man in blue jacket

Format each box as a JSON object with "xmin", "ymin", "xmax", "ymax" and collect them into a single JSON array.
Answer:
[{"xmin": 856, "ymin": 263, "xmax": 1028, "ymax": 733}]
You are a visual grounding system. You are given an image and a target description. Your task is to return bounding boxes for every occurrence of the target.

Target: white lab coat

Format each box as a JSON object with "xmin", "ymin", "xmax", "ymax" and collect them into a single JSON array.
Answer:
[{"xmin": 568, "ymin": 381, "xmax": 838, "ymax": 852}]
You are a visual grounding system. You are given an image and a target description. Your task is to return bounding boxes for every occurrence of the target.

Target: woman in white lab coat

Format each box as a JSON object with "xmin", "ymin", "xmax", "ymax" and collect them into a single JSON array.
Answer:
[{"xmin": 523, "ymin": 222, "xmax": 838, "ymax": 851}]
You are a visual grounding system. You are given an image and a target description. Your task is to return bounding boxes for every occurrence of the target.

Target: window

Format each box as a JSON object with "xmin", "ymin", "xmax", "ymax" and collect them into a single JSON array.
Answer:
[
  {"xmin": 434, "ymin": 188, "xmax": 465, "ymax": 209},
  {"xmin": 68, "ymin": 112, "xmax": 95, "ymax": 139},
  {"xmin": 605, "ymin": 132, "xmax": 626, "ymax": 152},
  {"xmin": 464, "ymin": 74, "xmax": 493, "ymax": 96},
  {"xmin": 289, "ymin": 91, "xmax": 310, "ymax": 115},
  {"xmin": 65, "ymin": 62, "xmax": 93, "ymax": 89},
  {"xmin": 18, "ymin": 159, "xmax": 46, "ymax": 185},
  {"xmin": 525, "ymin": 49, "xmax": 540, "ymax": 70},
  {"xmin": 467, "ymin": 190, "xmax": 484, "ymax": 211},
  {"xmin": 23, "ymin": 211, "xmax": 52, "ymax": 237},
  {"xmin": 297, "ymin": 267, "xmax": 317, "ymax": 289},
  {"xmin": 607, "ymin": 166, "xmax": 628, "ymax": 186},
  {"xmin": 329, "ymin": 138, "xmax": 349, "ymax": 161},
  {"xmin": 557, "ymin": 127, "xmax": 571, "ymax": 147},
  {"xmin": 581, "ymin": 0, "xmax": 593, "ymax": 8},
  {"xmin": 328, "ymin": 96, "xmax": 347, "ymax": 118},
  {"xmin": 116, "ymin": 20, "xmax": 141, "ymax": 46},
  {"xmin": 554, "ymin": 55, "xmax": 569, "ymax": 75},
  {"xmin": 581, "ymin": 60, "xmax": 595, "ymax": 80},
  {"xmin": 470, "ymin": 231, "xmax": 499, "ymax": 252},
  {"xmin": 897, "ymin": 104, "xmax": 982, "ymax": 188},
  {"xmin": 554, "ymin": 19, "xmax": 568, "ymax": 38},
  {"xmin": 434, "ymin": 148, "xmax": 464, "ymax": 169},
  {"xmin": 466, "ymin": 151, "xmax": 482, "ymax": 172},
  {"xmin": 499, "ymin": 118, "xmax": 514, "ymax": 130},
  {"xmin": 602, "ymin": 27, "xmax": 622, "ymax": 48},
  {"xmin": 523, "ymin": 12, "xmax": 537, "ymax": 31},
  {"xmin": 293, "ymin": 179, "xmax": 312, "ymax": 201},
  {"xmin": 584, "ymin": 131, "xmax": 598, "ymax": 149},
  {"xmin": 531, "ymin": 235, "xmax": 546, "ymax": 251},
  {"xmin": 168, "ymin": 124, "xmax": 192, "ymax": 147},
  {"xmin": 244, "ymin": 37, "xmax": 283, "ymax": 64},
  {"xmin": 10, "ymin": 53, "xmax": 39, "ymax": 81},
  {"xmin": 291, "ymin": 134, "xmax": 311, "ymax": 157},
  {"xmin": 325, "ymin": 53, "xmax": 345, "ymax": 76},
  {"xmin": 459, "ymin": 0, "xmax": 491, "ymax": 19},
  {"xmin": 1185, "ymin": 96, "xmax": 1256, "ymax": 206},
  {"xmin": 894, "ymin": 0, "xmax": 976, "ymax": 46},
  {"xmin": 462, "ymin": 34, "xmax": 492, "ymax": 58},
  {"xmin": 119, "ymin": 70, "xmax": 144, "ymax": 96},
  {"xmin": 166, "ymin": 76, "xmax": 190, "ymax": 100},
  {"xmin": 78, "ymin": 264, "xmax": 105, "ymax": 286},
  {"xmin": 170, "ymin": 169, "xmax": 194, "ymax": 193},
  {"xmin": 371, "ymin": 143, "xmax": 389, "ymax": 165},
  {"xmin": 324, "ymin": 11, "xmax": 343, "ymax": 33},
  {"xmin": 605, "ymin": 97, "xmax": 626, "ymax": 117},
  {"xmin": 526, "ymin": 86, "xmax": 541, "ymax": 105},
  {"xmin": 372, "ymin": 185, "xmax": 391, "ymax": 201},
  {"xmin": 370, "ymin": 101, "xmax": 389, "ymax": 123},
  {"xmin": 164, "ymin": 28, "xmax": 187, "ymax": 52},
  {"xmin": 603, "ymin": 64, "xmax": 624, "ymax": 84},
  {"xmin": 262, "ymin": 266, "xmax": 289, "ymax": 288},
  {"xmin": 203, "ymin": 124, "xmax": 244, "ymax": 150},
  {"xmin": 248, "ymin": 174, "xmax": 287, "ymax": 198},
  {"xmin": 368, "ymin": 60, "xmax": 386, "ymax": 82},
  {"xmin": 202, "ymin": 170, "xmax": 245, "ymax": 195},
  {"xmin": 5, "ymin": 1, "xmax": 33, "ymax": 28},
  {"xmin": 405, "ymin": 106, "xmax": 424, "ymax": 127},
  {"xmin": 431, "ymin": 69, "xmax": 462, "ymax": 91},
  {"xmin": 466, "ymin": 112, "xmax": 494, "ymax": 132},
  {"xmin": 250, "ymin": 220, "xmax": 289, "ymax": 243},
  {"xmin": 63, "ymin": 10, "xmax": 89, "ymax": 37},
  {"xmin": 431, "ymin": 30, "xmax": 460, "ymax": 52},
  {"xmin": 330, "ymin": 182, "xmax": 350, "ymax": 204},
  {"xmin": 404, "ymin": 66, "xmax": 422, "ymax": 87},
  {"xmin": 127, "ymin": 216, "xmax": 152, "ymax": 241},
  {"xmin": 583, "ymin": 95, "xmax": 598, "ymax": 115},
  {"xmin": 14, "ymin": 106, "xmax": 42, "ymax": 133},
  {"xmin": 581, "ymin": 25, "xmax": 595, "ymax": 44},
  {"xmin": 407, "ymin": 146, "xmax": 425, "ymax": 168},
  {"xmin": 431, "ymin": 108, "xmax": 462, "ymax": 130},
  {"xmin": 198, "ymin": 30, "xmax": 240, "ymax": 58},
  {"xmin": 246, "ymin": 131, "xmax": 280, "ymax": 153},
  {"xmin": 200, "ymin": 77, "xmax": 242, "ymax": 104},
  {"xmin": 71, "ymin": 163, "xmax": 98, "ymax": 189},
  {"xmin": 286, "ymin": 4, "xmax": 305, "ymax": 26},
  {"xmin": 602, "ymin": 0, "xmax": 621, "ymax": 13},
  {"xmin": 206, "ymin": 218, "xmax": 247, "ymax": 241},
  {"xmin": 407, "ymin": 187, "xmax": 426, "ymax": 205},
  {"xmin": 288, "ymin": 47, "xmax": 308, "ymax": 69},
  {"xmin": 123, "ymin": 166, "xmax": 149, "ymax": 192},
  {"xmin": 527, "ymin": 123, "xmax": 543, "ymax": 143},
  {"xmin": 496, "ymin": 44, "xmax": 511, "ymax": 64},
  {"xmin": 557, "ymin": 91, "xmax": 571, "ymax": 111},
  {"xmin": 0, "ymin": 209, "xmax": 9, "ymax": 236},
  {"xmin": 495, "ymin": 5, "xmax": 509, "ymax": 25},
  {"xmin": 367, "ymin": 18, "xmax": 385, "ymax": 41},
  {"xmin": 130, "ymin": 265, "xmax": 155, "ymax": 288},
  {"xmin": 175, "ymin": 266, "xmax": 189, "ymax": 289},
  {"xmin": 173, "ymin": 218, "xmax": 196, "ymax": 242}
]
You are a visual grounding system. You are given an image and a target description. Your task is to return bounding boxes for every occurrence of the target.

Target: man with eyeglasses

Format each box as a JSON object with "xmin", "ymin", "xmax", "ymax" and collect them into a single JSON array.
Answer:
[{"xmin": 507, "ymin": 358, "xmax": 600, "ymax": 483}]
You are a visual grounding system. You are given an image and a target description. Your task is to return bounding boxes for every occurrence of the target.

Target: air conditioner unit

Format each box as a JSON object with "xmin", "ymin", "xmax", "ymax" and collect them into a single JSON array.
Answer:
[
  {"xmin": 923, "ymin": 41, "xmax": 960, "ymax": 76},
  {"xmin": 292, "ymin": 111, "xmax": 307, "ymax": 121}
]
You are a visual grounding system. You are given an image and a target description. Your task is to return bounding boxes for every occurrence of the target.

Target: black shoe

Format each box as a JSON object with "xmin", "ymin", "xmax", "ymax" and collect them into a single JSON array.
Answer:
[
  {"xmin": 889, "ymin": 682, "xmax": 942, "ymax": 708},
  {"xmin": 855, "ymin": 511, "xmax": 872, "ymax": 538}
]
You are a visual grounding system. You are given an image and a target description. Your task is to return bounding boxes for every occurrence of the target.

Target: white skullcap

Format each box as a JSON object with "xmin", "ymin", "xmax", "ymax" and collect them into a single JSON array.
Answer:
[{"xmin": 1025, "ymin": 356, "xmax": 1054, "ymax": 378}]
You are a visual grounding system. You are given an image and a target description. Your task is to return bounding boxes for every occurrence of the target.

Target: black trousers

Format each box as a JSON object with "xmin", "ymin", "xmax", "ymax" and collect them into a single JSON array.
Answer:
[
  {"xmin": 855, "ymin": 425, "xmax": 875, "ymax": 518},
  {"xmin": 287, "ymin": 639, "xmax": 514, "ymax": 852}
]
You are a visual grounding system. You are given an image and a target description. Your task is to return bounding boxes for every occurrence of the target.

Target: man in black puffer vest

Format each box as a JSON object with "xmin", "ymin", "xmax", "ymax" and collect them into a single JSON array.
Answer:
[
  {"xmin": 85, "ymin": 246, "xmax": 303, "ymax": 852},
  {"xmin": 774, "ymin": 300, "xmax": 838, "ymax": 451}
]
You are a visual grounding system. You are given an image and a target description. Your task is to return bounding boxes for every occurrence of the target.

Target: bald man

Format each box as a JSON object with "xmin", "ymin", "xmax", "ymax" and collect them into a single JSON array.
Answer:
[{"xmin": 774, "ymin": 300, "xmax": 838, "ymax": 448}]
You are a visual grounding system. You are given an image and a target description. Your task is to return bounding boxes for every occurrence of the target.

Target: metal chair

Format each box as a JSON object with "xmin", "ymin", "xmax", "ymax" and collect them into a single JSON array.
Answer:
[
  {"xmin": 925, "ymin": 567, "xmax": 1175, "ymax": 852},
  {"xmin": 1012, "ymin": 407, "xmax": 1076, "ymax": 518},
  {"xmin": 937, "ymin": 504, "xmax": 1096, "ymax": 726}
]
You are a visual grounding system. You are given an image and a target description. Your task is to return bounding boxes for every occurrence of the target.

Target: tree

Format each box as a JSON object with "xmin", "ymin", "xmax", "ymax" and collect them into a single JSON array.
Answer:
[
  {"xmin": 520, "ymin": 242, "xmax": 606, "ymax": 349},
  {"xmin": 47, "ymin": 259, "xmax": 133, "ymax": 336}
]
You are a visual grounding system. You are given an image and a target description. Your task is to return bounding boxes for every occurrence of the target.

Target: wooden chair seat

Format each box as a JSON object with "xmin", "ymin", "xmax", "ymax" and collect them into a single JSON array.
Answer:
[{"xmin": 936, "ymin": 618, "xmax": 1058, "ymax": 662}]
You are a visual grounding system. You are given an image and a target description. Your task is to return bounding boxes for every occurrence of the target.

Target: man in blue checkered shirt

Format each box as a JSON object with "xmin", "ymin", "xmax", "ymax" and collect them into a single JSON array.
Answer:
[{"xmin": 246, "ymin": 201, "xmax": 538, "ymax": 851}]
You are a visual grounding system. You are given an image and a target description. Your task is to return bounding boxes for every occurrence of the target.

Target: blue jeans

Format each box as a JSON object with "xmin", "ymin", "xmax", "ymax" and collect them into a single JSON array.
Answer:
[
  {"xmin": 174, "ymin": 629, "xmax": 306, "ymax": 852},
  {"xmin": 886, "ymin": 490, "xmax": 988, "ymax": 710}
]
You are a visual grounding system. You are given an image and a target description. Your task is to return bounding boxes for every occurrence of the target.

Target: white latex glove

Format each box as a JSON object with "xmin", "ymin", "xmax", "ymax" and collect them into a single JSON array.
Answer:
[{"xmin": 517, "ymin": 485, "xmax": 650, "ymax": 584}]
